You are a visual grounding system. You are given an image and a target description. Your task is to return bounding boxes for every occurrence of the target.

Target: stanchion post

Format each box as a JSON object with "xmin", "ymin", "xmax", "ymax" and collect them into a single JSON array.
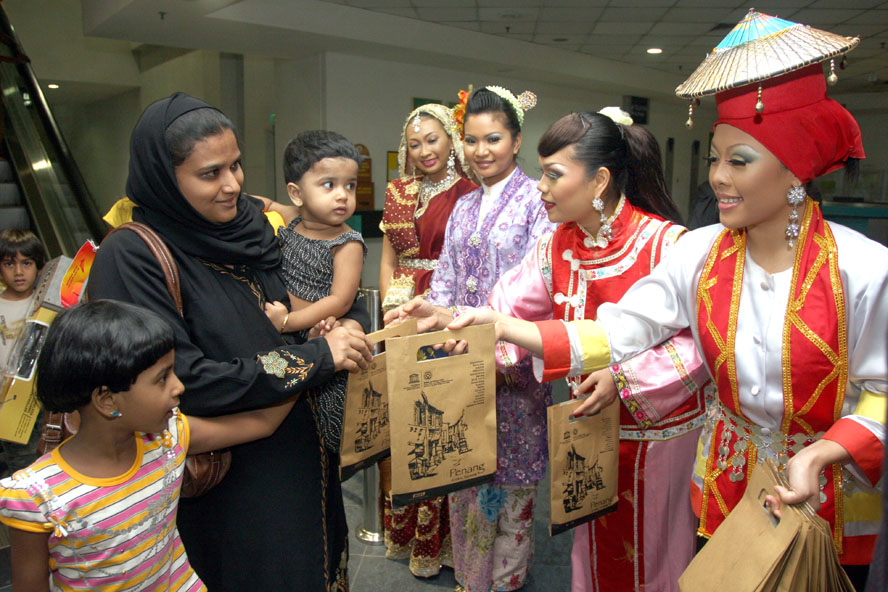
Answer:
[{"xmin": 355, "ymin": 288, "xmax": 383, "ymax": 545}]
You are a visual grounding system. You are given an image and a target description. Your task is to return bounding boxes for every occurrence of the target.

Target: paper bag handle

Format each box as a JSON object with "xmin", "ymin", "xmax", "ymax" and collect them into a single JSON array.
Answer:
[
  {"xmin": 368, "ymin": 318, "xmax": 418, "ymax": 346},
  {"xmin": 390, "ymin": 323, "xmax": 495, "ymax": 351}
]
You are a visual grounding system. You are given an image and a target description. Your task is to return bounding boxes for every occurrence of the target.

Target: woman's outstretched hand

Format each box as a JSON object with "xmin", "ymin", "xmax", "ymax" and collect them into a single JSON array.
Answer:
[
  {"xmin": 571, "ymin": 369, "xmax": 618, "ymax": 417},
  {"xmin": 324, "ymin": 325, "xmax": 373, "ymax": 372},
  {"xmin": 383, "ymin": 296, "xmax": 452, "ymax": 332}
]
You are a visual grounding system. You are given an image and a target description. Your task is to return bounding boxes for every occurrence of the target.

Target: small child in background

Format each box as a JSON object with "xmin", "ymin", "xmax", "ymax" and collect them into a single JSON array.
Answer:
[
  {"xmin": 264, "ymin": 130, "xmax": 366, "ymax": 453},
  {"xmin": 0, "ymin": 300, "xmax": 298, "ymax": 591},
  {"xmin": 0, "ymin": 229, "xmax": 47, "ymax": 477}
]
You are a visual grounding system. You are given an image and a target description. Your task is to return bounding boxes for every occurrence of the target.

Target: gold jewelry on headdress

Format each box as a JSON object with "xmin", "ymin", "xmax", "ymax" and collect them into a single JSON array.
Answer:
[
  {"xmin": 484, "ymin": 85, "xmax": 537, "ymax": 126},
  {"xmin": 397, "ymin": 102, "xmax": 477, "ymax": 184}
]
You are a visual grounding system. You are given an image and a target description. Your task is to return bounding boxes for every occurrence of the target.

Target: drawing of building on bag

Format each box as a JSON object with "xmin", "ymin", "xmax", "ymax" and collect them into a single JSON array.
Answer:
[
  {"xmin": 562, "ymin": 444, "xmax": 605, "ymax": 512},
  {"xmin": 354, "ymin": 381, "xmax": 388, "ymax": 452},
  {"xmin": 407, "ymin": 392, "xmax": 469, "ymax": 480}
]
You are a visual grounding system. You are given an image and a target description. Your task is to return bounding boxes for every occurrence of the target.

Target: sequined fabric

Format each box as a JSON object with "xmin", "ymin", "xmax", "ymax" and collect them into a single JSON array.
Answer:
[{"xmin": 384, "ymin": 496, "xmax": 452, "ymax": 577}]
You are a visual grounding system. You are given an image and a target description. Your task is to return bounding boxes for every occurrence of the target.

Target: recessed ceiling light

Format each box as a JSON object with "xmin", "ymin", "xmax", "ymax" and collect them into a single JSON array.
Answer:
[
  {"xmin": 647, "ymin": 48, "xmax": 663, "ymax": 54},
  {"xmin": 47, "ymin": 83, "xmax": 59, "ymax": 89}
]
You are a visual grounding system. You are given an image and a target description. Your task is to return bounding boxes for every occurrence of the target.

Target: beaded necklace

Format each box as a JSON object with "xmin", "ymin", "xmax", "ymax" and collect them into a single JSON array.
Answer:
[{"xmin": 415, "ymin": 171, "xmax": 458, "ymax": 218}]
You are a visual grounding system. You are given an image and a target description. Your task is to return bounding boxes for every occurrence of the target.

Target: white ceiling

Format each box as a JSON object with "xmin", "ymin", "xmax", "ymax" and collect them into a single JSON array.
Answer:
[
  {"xmin": 76, "ymin": 0, "xmax": 888, "ymax": 97},
  {"xmin": 319, "ymin": 0, "xmax": 888, "ymax": 93}
]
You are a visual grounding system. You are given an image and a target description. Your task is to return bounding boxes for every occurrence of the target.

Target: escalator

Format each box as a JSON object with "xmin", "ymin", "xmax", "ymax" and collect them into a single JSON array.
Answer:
[{"xmin": 0, "ymin": 2, "xmax": 103, "ymax": 256}]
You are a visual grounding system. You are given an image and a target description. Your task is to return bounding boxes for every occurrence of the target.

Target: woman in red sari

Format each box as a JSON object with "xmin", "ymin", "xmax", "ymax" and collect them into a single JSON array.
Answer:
[
  {"xmin": 379, "ymin": 103, "xmax": 477, "ymax": 312},
  {"xmin": 378, "ymin": 102, "xmax": 477, "ymax": 577}
]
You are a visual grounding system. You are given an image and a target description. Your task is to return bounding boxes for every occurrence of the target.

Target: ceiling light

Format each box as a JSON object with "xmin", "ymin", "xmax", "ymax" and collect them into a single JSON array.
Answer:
[
  {"xmin": 647, "ymin": 48, "xmax": 663, "ymax": 54},
  {"xmin": 47, "ymin": 83, "xmax": 59, "ymax": 89}
]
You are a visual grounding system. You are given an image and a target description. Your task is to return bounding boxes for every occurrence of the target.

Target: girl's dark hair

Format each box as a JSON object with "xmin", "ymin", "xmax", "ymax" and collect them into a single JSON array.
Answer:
[
  {"xmin": 283, "ymin": 130, "xmax": 363, "ymax": 184},
  {"xmin": 165, "ymin": 107, "xmax": 237, "ymax": 167},
  {"xmin": 0, "ymin": 229, "xmax": 47, "ymax": 268},
  {"xmin": 538, "ymin": 112, "xmax": 683, "ymax": 224},
  {"xmin": 37, "ymin": 300, "xmax": 176, "ymax": 412},
  {"xmin": 465, "ymin": 88, "xmax": 522, "ymax": 138}
]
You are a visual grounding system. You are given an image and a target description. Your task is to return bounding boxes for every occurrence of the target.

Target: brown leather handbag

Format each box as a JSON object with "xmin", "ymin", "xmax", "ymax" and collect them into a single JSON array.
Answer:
[{"xmin": 38, "ymin": 221, "xmax": 231, "ymax": 497}]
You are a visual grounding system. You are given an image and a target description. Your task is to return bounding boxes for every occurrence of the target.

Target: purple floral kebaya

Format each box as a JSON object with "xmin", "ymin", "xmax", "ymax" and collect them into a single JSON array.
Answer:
[{"xmin": 428, "ymin": 165, "xmax": 555, "ymax": 485}]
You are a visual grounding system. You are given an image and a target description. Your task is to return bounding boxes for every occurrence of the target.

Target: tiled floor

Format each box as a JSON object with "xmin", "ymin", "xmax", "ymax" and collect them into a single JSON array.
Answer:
[{"xmin": 342, "ymin": 465, "xmax": 572, "ymax": 592}]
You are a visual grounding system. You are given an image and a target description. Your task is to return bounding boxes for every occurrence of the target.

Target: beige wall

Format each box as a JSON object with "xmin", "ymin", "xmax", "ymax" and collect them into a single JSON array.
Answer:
[
  {"xmin": 322, "ymin": 52, "xmax": 716, "ymax": 215},
  {"xmin": 271, "ymin": 54, "xmax": 327, "ymax": 201},
  {"xmin": 53, "ymin": 90, "xmax": 141, "ymax": 215},
  {"xmin": 5, "ymin": 0, "xmax": 139, "ymax": 88},
  {"xmin": 138, "ymin": 50, "xmax": 222, "ymax": 112}
]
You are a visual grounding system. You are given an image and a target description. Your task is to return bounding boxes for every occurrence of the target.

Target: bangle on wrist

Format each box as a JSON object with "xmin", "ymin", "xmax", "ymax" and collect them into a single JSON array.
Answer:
[{"xmin": 280, "ymin": 312, "xmax": 290, "ymax": 333}]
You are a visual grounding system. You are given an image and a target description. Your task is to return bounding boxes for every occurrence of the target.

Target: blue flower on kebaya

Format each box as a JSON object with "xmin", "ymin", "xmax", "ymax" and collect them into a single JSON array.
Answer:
[{"xmin": 478, "ymin": 484, "xmax": 507, "ymax": 522}]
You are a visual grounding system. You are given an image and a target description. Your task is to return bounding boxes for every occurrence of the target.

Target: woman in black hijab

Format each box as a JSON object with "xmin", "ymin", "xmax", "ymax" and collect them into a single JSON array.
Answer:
[{"xmin": 88, "ymin": 93, "xmax": 371, "ymax": 591}]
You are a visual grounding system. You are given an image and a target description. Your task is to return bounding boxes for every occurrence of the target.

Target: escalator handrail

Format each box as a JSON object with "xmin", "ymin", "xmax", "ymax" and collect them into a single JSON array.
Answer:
[{"xmin": 0, "ymin": 3, "xmax": 105, "ymax": 242}]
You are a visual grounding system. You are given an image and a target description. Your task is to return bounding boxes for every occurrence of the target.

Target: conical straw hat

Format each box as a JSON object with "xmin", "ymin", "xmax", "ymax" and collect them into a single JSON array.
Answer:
[{"xmin": 676, "ymin": 9, "xmax": 858, "ymax": 98}]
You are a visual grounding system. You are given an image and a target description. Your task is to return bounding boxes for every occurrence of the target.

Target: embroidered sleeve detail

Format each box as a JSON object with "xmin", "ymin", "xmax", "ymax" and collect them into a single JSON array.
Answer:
[
  {"xmin": 612, "ymin": 364, "xmax": 655, "ymax": 430},
  {"xmin": 257, "ymin": 350, "xmax": 315, "ymax": 388}
]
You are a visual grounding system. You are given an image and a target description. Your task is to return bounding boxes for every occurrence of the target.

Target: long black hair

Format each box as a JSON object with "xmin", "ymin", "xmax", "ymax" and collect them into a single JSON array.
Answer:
[{"xmin": 538, "ymin": 112, "xmax": 683, "ymax": 224}]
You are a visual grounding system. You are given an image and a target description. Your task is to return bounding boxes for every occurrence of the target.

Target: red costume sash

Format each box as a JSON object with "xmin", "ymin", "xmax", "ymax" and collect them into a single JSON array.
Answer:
[{"xmin": 696, "ymin": 199, "xmax": 848, "ymax": 552}]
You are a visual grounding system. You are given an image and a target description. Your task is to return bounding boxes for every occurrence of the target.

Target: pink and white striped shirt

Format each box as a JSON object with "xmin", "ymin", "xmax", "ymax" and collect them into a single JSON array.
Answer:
[{"xmin": 0, "ymin": 410, "xmax": 205, "ymax": 591}]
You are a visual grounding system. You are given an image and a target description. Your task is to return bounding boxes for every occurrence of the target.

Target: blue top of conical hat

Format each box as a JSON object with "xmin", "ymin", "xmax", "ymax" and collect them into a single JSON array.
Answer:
[
  {"xmin": 676, "ymin": 9, "xmax": 858, "ymax": 98},
  {"xmin": 715, "ymin": 10, "xmax": 798, "ymax": 50}
]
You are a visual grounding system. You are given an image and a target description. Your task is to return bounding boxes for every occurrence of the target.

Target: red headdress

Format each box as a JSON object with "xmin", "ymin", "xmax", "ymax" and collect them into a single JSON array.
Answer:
[{"xmin": 676, "ymin": 9, "xmax": 865, "ymax": 182}]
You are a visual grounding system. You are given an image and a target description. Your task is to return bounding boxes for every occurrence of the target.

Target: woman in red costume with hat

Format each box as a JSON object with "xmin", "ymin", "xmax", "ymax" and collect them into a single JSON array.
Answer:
[{"xmin": 446, "ymin": 11, "xmax": 886, "ymax": 589}]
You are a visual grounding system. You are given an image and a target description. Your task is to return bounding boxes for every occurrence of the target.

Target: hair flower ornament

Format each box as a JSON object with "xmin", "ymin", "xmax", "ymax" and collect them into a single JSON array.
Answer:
[
  {"xmin": 598, "ymin": 106, "xmax": 634, "ymax": 126},
  {"xmin": 484, "ymin": 86, "xmax": 537, "ymax": 126},
  {"xmin": 452, "ymin": 85, "xmax": 473, "ymax": 139}
]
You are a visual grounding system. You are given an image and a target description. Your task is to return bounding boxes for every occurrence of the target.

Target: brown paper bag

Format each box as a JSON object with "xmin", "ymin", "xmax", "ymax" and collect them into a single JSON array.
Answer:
[
  {"xmin": 339, "ymin": 319, "xmax": 418, "ymax": 481},
  {"xmin": 387, "ymin": 324, "xmax": 497, "ymax": 507},
  {"xmin": 679, "ymin": 460, "xmax": 854, "ymax": 592},
  {"xmin": 547, "ymin": 397, "xmax": 620, "ymax": 535},
  {"xmin": 680, "ymin": 462, "xmax": 802, "ymax": 591}
]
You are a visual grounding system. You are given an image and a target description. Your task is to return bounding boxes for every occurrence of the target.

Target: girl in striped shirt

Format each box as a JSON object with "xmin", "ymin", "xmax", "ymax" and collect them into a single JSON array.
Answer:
[{"xmin": 0, "ymin": 300, "xmax": 298, "ymax": 591}]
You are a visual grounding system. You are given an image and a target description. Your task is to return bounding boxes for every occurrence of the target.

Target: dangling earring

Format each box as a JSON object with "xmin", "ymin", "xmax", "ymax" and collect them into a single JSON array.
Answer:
[
  {"xmin": 785, "ymin": 185, "xmax": 806, "ymax": 248},
  {"xmin": 447, "ymin": 149, "xmax": 456, "ymax": 178},
  {"xmin": 583, "ymin": 195, "xmax": 612, "ymax": 248}
]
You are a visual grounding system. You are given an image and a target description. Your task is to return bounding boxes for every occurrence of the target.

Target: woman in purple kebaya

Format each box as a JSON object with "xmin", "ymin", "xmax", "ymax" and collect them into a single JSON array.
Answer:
[{"xmin": 391, "ymin": 85, "xmax": 556, "ymax": 592}]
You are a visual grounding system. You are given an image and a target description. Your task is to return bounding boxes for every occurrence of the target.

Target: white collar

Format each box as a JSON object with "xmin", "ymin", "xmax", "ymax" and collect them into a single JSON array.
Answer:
[{"xmin": 481, "ymin": 166, "xmax": 518, "ymax": 198}]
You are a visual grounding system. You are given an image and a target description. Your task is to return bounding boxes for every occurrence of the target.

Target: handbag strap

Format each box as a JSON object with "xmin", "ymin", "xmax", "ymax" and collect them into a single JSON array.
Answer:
[
  {"xmin": 39, "ymin": 223, "xmax": 184, "ymax": 457},
  {"xmin": 102, "ymin": 222, "xmax": 183, "ymax": 316},
  {"xmin": 38, "ymin": 411, "xmax": 66, "ymax": 454}
]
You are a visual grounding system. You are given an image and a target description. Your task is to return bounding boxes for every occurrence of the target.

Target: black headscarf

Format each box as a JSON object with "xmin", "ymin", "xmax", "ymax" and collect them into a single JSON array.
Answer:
[{"xmin": 126, "ymin": 92, "xmax": 280, "ymax": 269}]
